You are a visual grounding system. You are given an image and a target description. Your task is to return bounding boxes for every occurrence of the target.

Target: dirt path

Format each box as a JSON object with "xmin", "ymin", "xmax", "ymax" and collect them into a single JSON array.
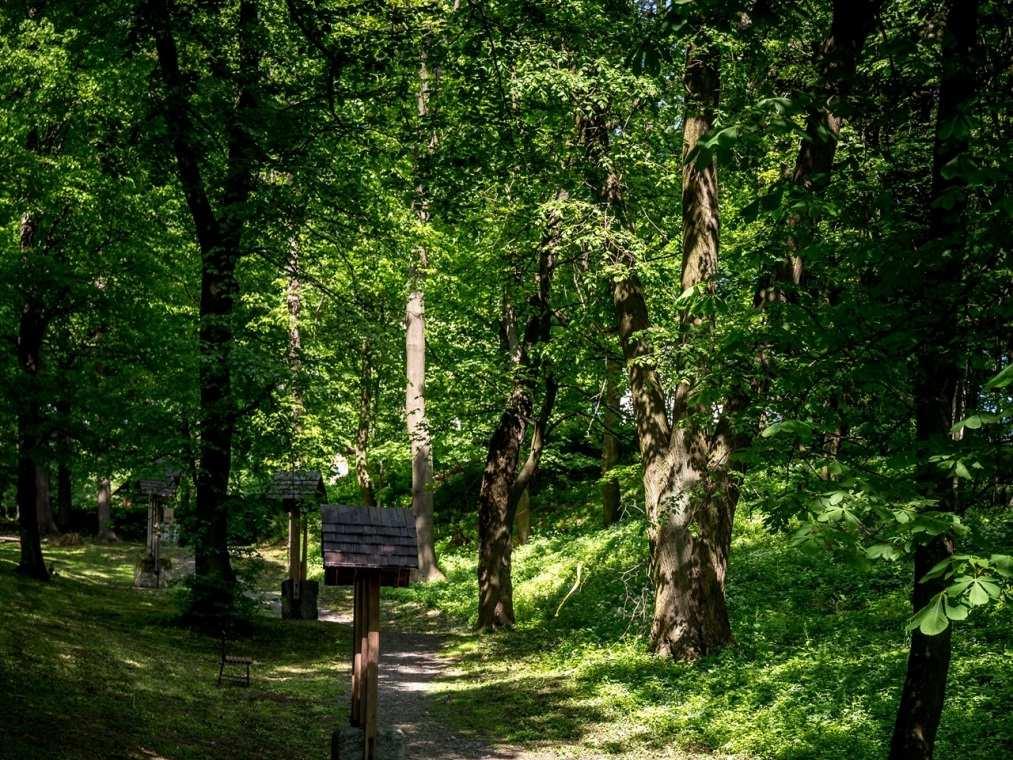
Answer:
[{"xmin": 258, "ymin": 589, "xmax": 554, "ymax": 759}]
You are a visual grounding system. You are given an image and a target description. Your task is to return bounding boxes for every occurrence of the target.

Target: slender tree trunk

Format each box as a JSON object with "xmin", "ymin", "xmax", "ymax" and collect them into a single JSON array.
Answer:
[
  {"xmin": 509, "ymin": 373, "xmax": 558, "ymax": 544},
  {"xmin": 407, "ymin": 52, "xmax": 444, "ymax": 581},
  {"xmin": 476, "ymin": 196, "xmax": 561, "ymax": 630},
  {"xmin": 56, "ymin": 462, "xmax": 71, "ymax": 532},
  {"xmin": 600, "ymin": 37, "xmax": 733, "ymax": 659},
  {"xmin": 96, "ymin": 477, "xmax": 117, "ymax": 542},
  {"xmin": 149, "ymin": 0, "xmax": 261, "ymax": 616},
  {"xmin": 355, "ymin": 338, "xmax": 377, "ymax": 507},
  {"xmin": 476, "ymin": 385, "xmax": 528, "ymax": 629},
  {"xmin": 513, "ymin": 488, "xmax": 531, "ymax": 545},
  {"xmin": 55, "ymin": 398, "xmax": 73, "ymax": 532},
  {"xmin": 755, "ymin": 0, "xmax": 882, "ymax": 305},
  {"xmin": 890, "ymin": 2, "xmax": 978, "ymax": 757},
  {"xmin": 35, "ymin": 464, "xmax": 56, "ymax": 536},
  {"xmin": 14, "ymin": 208, "xmax": 49, "ymax": 579},
  {"xmin": 601, "ymin": 348, "xmax": 621, "ymax": 526}
]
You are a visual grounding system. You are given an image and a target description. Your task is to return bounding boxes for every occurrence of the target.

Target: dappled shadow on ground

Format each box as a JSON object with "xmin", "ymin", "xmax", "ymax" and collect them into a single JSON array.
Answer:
[
  {"xmin": 403, "ymin": 518, "xmax": 1011, "ymax": 760},
  {"xmin": 0, "ymin": 541, "xmax": 348, "ymax": 760}
]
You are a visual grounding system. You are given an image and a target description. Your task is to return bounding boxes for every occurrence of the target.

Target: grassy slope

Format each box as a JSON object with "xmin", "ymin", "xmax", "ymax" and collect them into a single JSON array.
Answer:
[
  {"xmin": 0, "ymin": 494, "xmax": 1008, "ymax": 760},
  {"xmin": 0, "ymin": 540, "xmax": 349, "ymax": 760},
  {"xmin": 392, "ymin": 488, "xmax": 1012, "ymax": 760}
]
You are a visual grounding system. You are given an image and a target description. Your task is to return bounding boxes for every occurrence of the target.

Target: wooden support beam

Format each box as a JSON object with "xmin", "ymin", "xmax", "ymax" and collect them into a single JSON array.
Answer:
[
  {"xmin": 287, "ymin": 499, "xmax": 301, "ymax": 596},
  {"xmin": 364, "ymin": 572, "xmax": 380, "ymax": 760},
  {"xmin": 350, "ymin": 574, "xmax": 363, "ymax": 726}
]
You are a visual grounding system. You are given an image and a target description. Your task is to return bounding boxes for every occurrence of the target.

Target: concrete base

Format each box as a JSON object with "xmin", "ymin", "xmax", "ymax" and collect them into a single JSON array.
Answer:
[
  {"xmin": 281, "ymin": 579, "xmax": 319, "ymax": 620},
  {"xmin": 330, "ymin": 726, "xmax": 406, "ymax": 760},
  {"xmin": 133, "ymin": 556, "xmax": 172, "ymax": 589}
]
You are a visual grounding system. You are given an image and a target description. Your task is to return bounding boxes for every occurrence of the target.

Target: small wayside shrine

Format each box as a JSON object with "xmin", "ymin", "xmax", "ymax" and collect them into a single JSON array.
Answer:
[
  {"xmin": 322, "ymin": 505, "xmax": 418, "ymax": 760},
  {"xmin": 267, "ymin": 470, "xmax": 325, "ymax": 619},
  {"xmin": 119, "ymin": 467, "xmax": 180, "ymax": 589}
]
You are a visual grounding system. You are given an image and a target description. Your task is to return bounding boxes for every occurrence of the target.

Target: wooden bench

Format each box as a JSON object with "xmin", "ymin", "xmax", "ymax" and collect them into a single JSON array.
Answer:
[{"xmin": 217, "ymin": 630, "xmax": 253, "ymax": 687}]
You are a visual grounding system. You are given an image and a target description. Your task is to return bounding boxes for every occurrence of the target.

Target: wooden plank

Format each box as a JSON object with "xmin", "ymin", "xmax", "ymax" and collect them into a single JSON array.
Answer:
[
  {"xmin": 350, "ymin": 575, "xmax": 363, "ymax": 726},
  {"xmin": 364, "ymin": 572, "xmax": 380, "ymax": 760}
]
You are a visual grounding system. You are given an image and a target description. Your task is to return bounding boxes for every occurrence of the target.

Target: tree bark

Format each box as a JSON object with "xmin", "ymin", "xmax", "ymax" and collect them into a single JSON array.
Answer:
[
  {"xmin": 601, "ymin": 347, "xmax": 621, "ymax": 526},
  {"xmin": 14, "ymin": 174, "xmax": 49, "ymax": 578},
  {"xmin": 35, "ymin": 464, "xmax": 56, "ymax": 536},
  {"xmin": 890, "ymin": 2, "xmax": 978, "ymax": 757},
  {"xmin": 149, "ymin": 0, "xmax": 262, "ymax": 616},
  {"xmin": 476, "ymin": 194, "xmax": 562, "ymax": 630},
  {"xmin": 55, "ymin": 396, "xmax": 72, "ymax": 532},
  {"xmin": 406, "ymin": 52, "xmax": 444, "ymax": 581},
  {"xmin": 755, "ymin": 0, "xmax": 882, "ymax": 305},
  {"xmin": 96, "ymin": 477, "xmax": 117, "ymax": 542},
  {"xmin": 56, "ymin": 462, "xmax": 71, "ymax": 532},
  {"xmin": 355, "ymin": 338, "xmax": 377, "ymax": 507},
  {"xmin": 476, "ymin": 384, "xmax": 529, "ymax": 629},
  {"xmin": 596, "ymin": 37, "xmax": 734, "ymax": 659}
]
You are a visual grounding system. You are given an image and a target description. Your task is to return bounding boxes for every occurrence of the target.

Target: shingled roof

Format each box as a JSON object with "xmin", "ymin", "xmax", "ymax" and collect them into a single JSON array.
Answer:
[
  {"xmin": 321, "ymin": 505, "xmax": 418, "ymax": 587},
  {"xmin": 266, "ymin": 470, "xmax": 326, "ymax": 501},
  {"xmin": 115, "ymin": 468, "xmax": 180, "ymax": 500}
]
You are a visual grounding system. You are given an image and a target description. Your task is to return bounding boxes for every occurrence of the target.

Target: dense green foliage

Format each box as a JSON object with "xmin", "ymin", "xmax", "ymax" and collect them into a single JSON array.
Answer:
[{"xmin": 1, "ymin": 0, "xmax": 1010, "ymax": 757}]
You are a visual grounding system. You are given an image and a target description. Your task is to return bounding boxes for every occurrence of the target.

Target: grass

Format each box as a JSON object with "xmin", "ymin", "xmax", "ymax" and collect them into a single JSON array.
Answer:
[
  {"xmin": 392, "ymin": 488, "xmax": 1012, "ymax": 760},
  {"xmin": 0, "ymin": 539, "xmax": 349, "ymax": 760},
  {"xmin": 0, "ymin": 488, "xmax": 1008, "ymax": 760}
]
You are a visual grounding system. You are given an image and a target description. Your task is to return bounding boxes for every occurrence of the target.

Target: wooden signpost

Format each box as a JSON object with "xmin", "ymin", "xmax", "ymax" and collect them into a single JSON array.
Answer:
[
  {"xmin": 321, "ymin": 505, "xmax": 418, "ymax": 760},
  {"xmin": 267, "ymin": 470, "xmax": 325, "ymax": 620}
]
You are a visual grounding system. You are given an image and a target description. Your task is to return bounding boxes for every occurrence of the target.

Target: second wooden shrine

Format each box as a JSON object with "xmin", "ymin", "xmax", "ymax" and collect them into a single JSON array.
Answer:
[{"xmin": 267, "ymin": 470, "xmax": 326, "ymax": 620}]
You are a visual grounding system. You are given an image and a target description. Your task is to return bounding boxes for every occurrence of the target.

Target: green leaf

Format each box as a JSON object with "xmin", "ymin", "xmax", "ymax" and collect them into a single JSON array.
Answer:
[
  {"xmin": 907, "ymin": 593, "xmax": 949, "ymax": 636},
  {"xmin": 944, "ymin": 598, "xmax": 969, "ymax": 621},
  {"xmin": 953, "ymin": 460, "xmax": 973, "ymax": 480},
  {"xmin": 921, "ymin": 558, "xmax": 953, "ymax": 581},
  {"xmin": 990, "ymin": 554, "xmax": 1012, "ymax": 578},
  {"xmin": 985, "ymin": 365, "xmax": 1013, "ymax": 390},
  {"xmin": 866, "ymin": 543, "xmax": 899, "ymax": 560},
  {"xmin": 761, "ymin": 420, "xmax": 814, "ymax": 439}
]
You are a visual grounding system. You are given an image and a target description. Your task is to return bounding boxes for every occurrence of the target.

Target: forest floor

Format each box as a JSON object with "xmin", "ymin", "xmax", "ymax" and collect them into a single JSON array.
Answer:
[
  {"xmin": 0, "ymin": 497, "xmax": 1009, "ymax": 760},
  {"xmin": 0, "ymin": 535, "xmax": 713, "ymax": 759}
]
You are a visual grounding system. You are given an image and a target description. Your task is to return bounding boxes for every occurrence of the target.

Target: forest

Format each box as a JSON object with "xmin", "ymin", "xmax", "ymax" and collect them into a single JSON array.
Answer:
[{"xmin": 0, "ymin": 1, "xmax": 1010, "ymax": 759}]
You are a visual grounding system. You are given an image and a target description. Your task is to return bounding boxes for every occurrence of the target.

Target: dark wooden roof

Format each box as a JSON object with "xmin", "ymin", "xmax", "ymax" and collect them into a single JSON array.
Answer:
[
  {"xmin": 321, "ymin": 505, "xmax": 419, "ymax": 575},
  {"xmin": 115, "ymin": 468, "xmax": 180, "ymax": 500},
  {"xmin": 266, "ymin": 470, "xmax": 326, "ymax": 501}
]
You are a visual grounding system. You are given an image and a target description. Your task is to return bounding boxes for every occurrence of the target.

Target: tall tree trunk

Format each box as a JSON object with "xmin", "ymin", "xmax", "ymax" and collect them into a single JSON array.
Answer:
[
  {"xmin": 476, "ymin": 384, "xmax": 528, "ymax": 629},
  {"xmin": 14, "ymin": 179, "xmax": 49, "ymax": 578},
  {"xmin": 96, "ymin": 477, "xmax": 117, "ymax": 542},
  {"xmin": 512, "ymin": 488, "xmax": 531, "ymax": 545},
  {"xmin": 598, "ymin": 36, "xmax": 733, "ymax": 659},
  {"xmin": 55, "ymin": 396, "xmax": 72, "ymax": 532},
  {"xmin": 149, "ymin": 0, "xmax": 261, "ymax": 616},
  {"xmin": 890, "ymin": 2, "xmax": 978, "ymax": 757},
  {"xmin": 355, "ymin": 338, "xmax": 377, "ymax": 507},
  {"xmin": 601, "ymin": 347, "xmax": 622, "ymax": 526},
  {"xmin": 407, "ymin": 52, "xmax": 444, "ymax": 581},
  {"xmin": 36, "ymin": 463, "xmax": 56, "ymax": 536},
  {"xmin": 509, "ymin": 373, "xmax": 558, "ymax": 544},
  {"xmin": 755, "ymin": 0, "xmax": 882, "ymax": 305},
  {"xmin": 56, "ymin": 462, "xmax": 71, "ymax": 532},
  {"xmin": 476, "ymin": 195, "xmax": 561, "ymax": 630}
]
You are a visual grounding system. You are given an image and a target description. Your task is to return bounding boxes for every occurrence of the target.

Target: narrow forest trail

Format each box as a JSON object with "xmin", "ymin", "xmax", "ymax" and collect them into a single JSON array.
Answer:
[
  {"xmin": 258, "ymin": 589, "xmax": 723, "ymax": 760},
  {"xmin": 299, "ymin": 593, "xmax": 556, "ymax": 759}
]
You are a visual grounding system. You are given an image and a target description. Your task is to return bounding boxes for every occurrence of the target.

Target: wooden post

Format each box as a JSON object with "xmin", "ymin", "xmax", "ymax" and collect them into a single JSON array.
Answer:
[
  {"xmin": 301, "ymin": 514, "xmax": 308, "ymax": 582},
  {"xmin": 350, "ymin": 574, "xmax": 363, "ymax": 726},
  {"xmin": 152, "ymin": 497, "xmax": 161, "ymax": 587},
  {"xmin": 287, "ymin": 499, "xmax": 301, "ymax": 598},
  {"xmin": 364, "ymin": 572, "xmax": 380, "ymax": 760}
]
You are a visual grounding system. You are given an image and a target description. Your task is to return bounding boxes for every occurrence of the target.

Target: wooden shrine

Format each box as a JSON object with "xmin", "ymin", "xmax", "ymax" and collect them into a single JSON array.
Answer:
[
  {"xmin": 322, "ymin": 505, "xmax": 418, "ymax": 760},
  {"xmin": 120, "ymin": 468, "xmax": 180, "ymax": 589},
  {"xmin": 267, "ymin": 470, "xmax": 325, "ymax": 619}
]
